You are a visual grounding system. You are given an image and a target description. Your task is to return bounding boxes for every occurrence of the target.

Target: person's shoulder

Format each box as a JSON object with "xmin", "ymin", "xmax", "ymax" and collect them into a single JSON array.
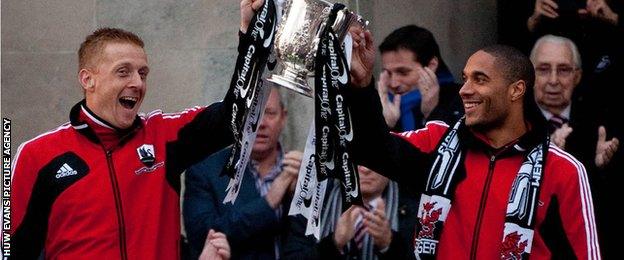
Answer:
[
  {"xmin": 140, "ymin": 106, "xmax": 206, "ymax": 124},
  {"xmin": 19, "ymin": 122, "xmax": 74, "ymax": 151},
  {"xmin": 13, "ymin": 122, "xmax": 75, "ymax": 168},
  {"xmin": 546, "ymin": 144, "xmax": 587, "ymax": 177},
  {"xmin": 140, "ymin": 109, "xmax": 165, "ymax": 125},
  {"xmin": 393, "ymin": 120, "xmax": 449, "ymax": 153},
  {"xmin": 186, "ymin": 147, "xmax": 232, "ymax": 176},
  {"xmin": 400, "ymin": 120, "xmax": 449, "ymax": 135}
]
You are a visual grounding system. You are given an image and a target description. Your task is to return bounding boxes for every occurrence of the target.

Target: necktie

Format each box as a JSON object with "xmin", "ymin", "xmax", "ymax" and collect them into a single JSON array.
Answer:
[
  {"xmin": 354, "ymin": 217, "xmax": 366, "ymax": 249},
  {"xmin": 548, "ymin": 114, "xmax": 567, "ymax": 133},
  {"xmin": 354, "ymin": 200, "xmax": 377, "ymax": 250}
]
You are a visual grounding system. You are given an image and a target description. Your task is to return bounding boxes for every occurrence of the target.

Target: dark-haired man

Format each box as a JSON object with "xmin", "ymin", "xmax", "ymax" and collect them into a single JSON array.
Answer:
[
  {"xmin": 347, "ymin": 26, "xmax": 601, "ymax": 259},
  {"xmin": 9, "ymin": 0, "xmax": 263, "ymax": 259},
  {"xmin": 377, "ymin": 25, "xmax": 463, "ymax": 131}
]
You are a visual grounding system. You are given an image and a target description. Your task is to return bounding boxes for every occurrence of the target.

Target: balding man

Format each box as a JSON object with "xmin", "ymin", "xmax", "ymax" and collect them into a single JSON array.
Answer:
[{"xmin": 530, "ymin": 34, "xmax": 618, "ymax": 170}]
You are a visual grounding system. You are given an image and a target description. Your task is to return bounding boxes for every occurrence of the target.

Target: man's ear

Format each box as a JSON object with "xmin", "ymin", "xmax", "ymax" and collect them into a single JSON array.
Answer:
[
  {"xmin": 427, "ymin": 56, "xmax": 439, "ymax": 71},
  {"xmin": 79, "ymin": 69, "xmax": 94, "ymax": 92},
  {"xmin": 510, "ymin": 80, "xmax": 526, "ymax": 102},
  {"xmin": 573, "ymin": 67, "xmax": 582, "ymax": 86}
]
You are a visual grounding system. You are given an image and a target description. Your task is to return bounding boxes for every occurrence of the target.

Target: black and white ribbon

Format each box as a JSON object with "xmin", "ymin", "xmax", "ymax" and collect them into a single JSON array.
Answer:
[
  {"xmin": 223, "ymin": 0, "xmax": 277, "ymax": 203},
  {"xmin": 289, "ymin": 124, "xmax": 318, "ymax": 218},
  {"xmin": 223, "ymin": 81, "xmax": 272, "ymax": 203},
  {"xmin": 288, "ymin": 123, "xmax": 329, "ymax": 240},
  {"xmin": 314, "ymin": 6, "xmax": 361, "ymax": 207},
  {"xmin": 289, "ymin": 4, "xmax": 361, "ymax": 239}
]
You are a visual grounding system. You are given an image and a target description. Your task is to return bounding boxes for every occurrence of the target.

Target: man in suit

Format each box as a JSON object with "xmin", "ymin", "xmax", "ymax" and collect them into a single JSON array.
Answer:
[
  {"xmin": 530, "ymin": 34, "xmax": 618, "ymax": 171},
  {"xmin": 184, "ymin": 86, "xmax": 302, "ymax": 259},
  {"xmin": 530, "ymin": 34, "xmax": 620, "ymax": 258},
  {"xmin": 282, "ymin": 166, "xmax": 419, "ymax": 260}
]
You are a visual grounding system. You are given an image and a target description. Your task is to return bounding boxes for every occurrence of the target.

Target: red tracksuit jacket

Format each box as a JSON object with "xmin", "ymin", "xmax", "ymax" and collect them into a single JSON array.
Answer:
[
  {"xmin": 396, "ymin": 121, "xmax": 600, "ymax": 259},
  {"xmin": 10, "ymin": 99, "xmax": 233, "ymax": 259},
  {"xmin": 347, "ymin": 86, "xmax": 601, "ymax": 259}
]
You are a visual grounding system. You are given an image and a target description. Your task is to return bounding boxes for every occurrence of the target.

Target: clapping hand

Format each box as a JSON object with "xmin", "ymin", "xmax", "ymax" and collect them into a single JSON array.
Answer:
[
  {"xmin": 418, "ymin": 67, "xmax": 440, "ymax": 120},
  {"xmin": 579, "ymin": 0, "xmax": 619, "ymax": 25},
  {"xmin": 333, "ymin": 206, "xmax": 364, "ymax": 249},
  {"xmin": 550, "ymin": 123, "xmax": 573, "ymax": 149},
  {"xmin": 528, "ymin": 0, "xmax": 560, "ymax": 31},
  {"xmin": 283, "ymin": 150, "xmax": 303, "ymax": 194},
  {"xmin": 199, "ymin": 229, "xmax": 231, "ymax": 260},
  {"xmin": 363, "ymin": 199, "xmax": 392, "ymax": 249},
  {"xmin": 595, "ymin": 126, "xmax": 619, "ymax": 168},
  {"xmin": 378, "ymin": 71, "xmax": 401, "ymax": 128}
]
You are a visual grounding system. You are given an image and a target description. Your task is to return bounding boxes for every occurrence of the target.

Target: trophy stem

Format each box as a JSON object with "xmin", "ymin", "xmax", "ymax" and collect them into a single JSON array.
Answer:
[{"xmin": 267, "ymin": 65, "xmax": 313, "ymax": 98}]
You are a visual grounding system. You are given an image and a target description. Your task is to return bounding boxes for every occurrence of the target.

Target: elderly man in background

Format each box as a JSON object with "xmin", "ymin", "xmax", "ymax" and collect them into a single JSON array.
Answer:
[
  {"xmin": 184, "ymin": 86, "xmax": 302, "ymax": 260},
  {"xmin": 530, "ymin": 34, "xmax": 619, "ymax": 258}
]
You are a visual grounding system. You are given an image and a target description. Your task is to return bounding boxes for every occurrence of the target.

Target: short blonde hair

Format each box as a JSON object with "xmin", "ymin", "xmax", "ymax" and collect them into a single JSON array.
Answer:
[{"xmin": 78, "ymin": 27, "xmax": 144, "ymax": 70}]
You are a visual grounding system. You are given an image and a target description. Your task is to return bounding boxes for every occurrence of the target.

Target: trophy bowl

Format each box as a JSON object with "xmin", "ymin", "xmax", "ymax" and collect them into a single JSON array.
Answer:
[{"xmin": 267, "ymin": 0, "xmax": 366, "ymax": 97}]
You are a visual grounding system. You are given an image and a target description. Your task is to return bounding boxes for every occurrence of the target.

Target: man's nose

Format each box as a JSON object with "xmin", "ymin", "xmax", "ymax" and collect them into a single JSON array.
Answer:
[
  {"xmin": 129, "ymin": 71, "xmax": 144, "ymax": 87},
  {"xmin": 258, "ymin": 116, "xmax": 269, "ymax": 129},
  {"xmin": 389, "ymin": 76, "xmax": 401, "ymax": 90},
  {"xmin": 547, "ymin": 69, "xmax": 559, "ymax": 85},
  {"xmin": 459, "ymin": 82, "xmax": 472, "ymax": 97}
]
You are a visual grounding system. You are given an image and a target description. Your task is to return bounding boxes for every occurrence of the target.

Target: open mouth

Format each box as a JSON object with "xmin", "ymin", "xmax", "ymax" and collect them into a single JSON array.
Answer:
[{"xmin": 119, "ymin": 96, "xmax": 138, "ymax": 109}]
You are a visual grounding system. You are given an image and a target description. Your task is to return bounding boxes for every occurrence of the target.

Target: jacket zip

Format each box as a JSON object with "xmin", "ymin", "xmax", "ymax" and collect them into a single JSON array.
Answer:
[
  {"xmin": 106, "ymin": 150, "xmax": 129, "ymax": 260},
  {"xmin": 470, "ymin": 155, "xmax": 496, "ymax": 260}
]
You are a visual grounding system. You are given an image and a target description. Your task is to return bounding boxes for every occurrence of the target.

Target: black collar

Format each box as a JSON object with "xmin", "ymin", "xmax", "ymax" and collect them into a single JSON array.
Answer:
[{"xmin": 459, "ymin": 119, "xmax": 549, "ymax": 158}]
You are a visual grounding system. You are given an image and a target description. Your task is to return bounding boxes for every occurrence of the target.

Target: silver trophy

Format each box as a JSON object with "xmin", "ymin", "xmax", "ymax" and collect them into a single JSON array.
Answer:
[{"xmin": 267, "ymin": 0, "xmax": 367, "ymax": 97}]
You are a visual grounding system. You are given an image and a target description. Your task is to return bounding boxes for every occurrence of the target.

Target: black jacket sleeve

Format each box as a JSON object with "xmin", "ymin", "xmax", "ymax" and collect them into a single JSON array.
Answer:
[
  {"xmin": 344, "ymin": 82, "xmax": 430, "ymax": 186},
  {"xmin": 281, "ymin": 215, "xmax": 344, "ymax": 259}
]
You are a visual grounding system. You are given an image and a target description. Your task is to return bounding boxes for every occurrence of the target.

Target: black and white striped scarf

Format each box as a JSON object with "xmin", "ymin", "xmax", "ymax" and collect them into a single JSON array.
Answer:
[{"xmin": 413, "ymin": 118, "xmax": 548, "ymax": 260}]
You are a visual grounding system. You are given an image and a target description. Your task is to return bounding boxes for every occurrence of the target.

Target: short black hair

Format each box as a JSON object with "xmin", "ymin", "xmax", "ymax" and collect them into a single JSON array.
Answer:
[
  {"xmin": 379, "ymin": 25, "xmax": 453, "ymax": 75},
  {"xmin": 480, "ymin": 45, "xmax": 535, "ymax": 90},
  {"xmin": 480, "ymin": 45, "xmax": 545, "ymax": 131},
  {"xmin": 379, "ymin": 25, "xmax": 440, "ymax": 66}
]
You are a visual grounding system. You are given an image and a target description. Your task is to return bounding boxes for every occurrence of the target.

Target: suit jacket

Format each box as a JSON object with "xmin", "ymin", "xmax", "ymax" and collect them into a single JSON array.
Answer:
[
  {"xmin": 558, "ymin": 96, "xmax": 624, "ymax": 259},
  {"xmin": 183, "ymin": 148, "xmax": 289, "ymax": 260}
]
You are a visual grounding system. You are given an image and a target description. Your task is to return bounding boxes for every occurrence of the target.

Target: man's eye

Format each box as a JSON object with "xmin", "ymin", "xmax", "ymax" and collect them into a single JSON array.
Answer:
[{"xmin": 396, "ymin": 70, "xmax": 409, "ymax": 76}]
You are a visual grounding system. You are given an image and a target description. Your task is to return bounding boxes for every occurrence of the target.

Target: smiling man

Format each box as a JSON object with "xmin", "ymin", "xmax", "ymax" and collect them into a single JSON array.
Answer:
[
  {"xmin": 376, "ymin": 25, "xmax": 463, "ymax": 131},
  {"xmin": 345, "ymin": 28, "xmax": 601, "ymax": 259},
  {"xmin": 9, "ymin": 1, "xmax": 261, "ymax": 259}
]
